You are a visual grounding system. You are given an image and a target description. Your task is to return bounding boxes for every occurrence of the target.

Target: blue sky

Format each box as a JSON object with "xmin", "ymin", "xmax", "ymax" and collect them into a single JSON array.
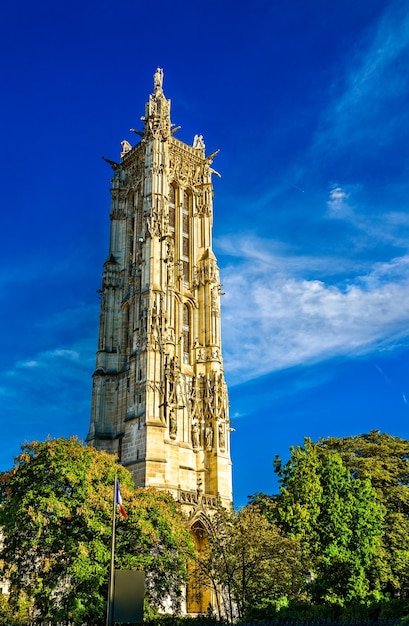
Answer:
[{"xmin": 1, "ymin": 0, "xmax": 409, "ymax": 506}]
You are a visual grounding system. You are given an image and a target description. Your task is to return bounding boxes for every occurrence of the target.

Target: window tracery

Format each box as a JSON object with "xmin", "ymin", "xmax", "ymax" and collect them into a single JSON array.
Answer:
[
  {"xmin": 182, "ymin": 303, "xmax": 191, "ymax": 364},
  {"xmin": 182, "ymin": 190, "xmax": 190, "ymax": 285}
]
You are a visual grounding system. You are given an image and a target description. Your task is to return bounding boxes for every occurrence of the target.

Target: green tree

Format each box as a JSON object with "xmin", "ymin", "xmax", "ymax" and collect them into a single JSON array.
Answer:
[
  {"xmin": 273, "ymin": 439, "xmax": 323, "ymax": 557},
  {"xmin": 316, "ymin": 431, "xmax": 409, "ymax": 597},
  {"xmin": 117, "ymin": 486, "xmax": 195, "ymax": 613},
  {"xmin": 274, "ymin": 440, "xmax": 385, "ymax": 606},
  {"xmin": 0, "ymin": 591, "xmax": 31, "ymax": 626},
  {"xmin": 0, "ymin": 438, "xmax": 194, "ymax": 623},
  {"xmin": 194, "ymin": 506, "xmax": 303, "ymax": 622}
]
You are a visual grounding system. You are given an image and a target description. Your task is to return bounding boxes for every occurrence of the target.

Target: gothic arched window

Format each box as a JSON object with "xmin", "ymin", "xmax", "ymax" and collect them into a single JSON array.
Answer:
[
  {"xmin": 128, "ymin": 192, "xmax": 135, "ymax": 263},
  {"xmin": 182, "ymin": 190, "xmax": 190, "ymax": 284},
  {"xmin": 182, "ymin": 303, "xmax": 191, "ymax": 364},
  {"xmin": 135, "ymin": 184, "xmax": 143, "ymax": 236},
  {"xmin": 169, "ymin": 183, "xmax": 176, "ymax": 233}
]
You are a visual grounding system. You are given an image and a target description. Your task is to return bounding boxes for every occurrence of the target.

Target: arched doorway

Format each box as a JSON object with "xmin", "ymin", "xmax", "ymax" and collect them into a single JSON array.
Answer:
[{"xmin": 186, "ymin": 519, "xmax": 213, "ymax": 614}]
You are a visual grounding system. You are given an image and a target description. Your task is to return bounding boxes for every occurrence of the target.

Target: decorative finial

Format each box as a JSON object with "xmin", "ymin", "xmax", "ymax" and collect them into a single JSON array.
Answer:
[{"xmin": 153, "ymin": 67, "xmax": 164, "ymax": 94}]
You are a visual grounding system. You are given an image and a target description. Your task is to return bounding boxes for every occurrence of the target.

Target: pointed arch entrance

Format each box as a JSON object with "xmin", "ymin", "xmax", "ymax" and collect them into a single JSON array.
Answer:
[{"xmin": 186, "ymin": 516, "xmax": 213, "ymax": 615}]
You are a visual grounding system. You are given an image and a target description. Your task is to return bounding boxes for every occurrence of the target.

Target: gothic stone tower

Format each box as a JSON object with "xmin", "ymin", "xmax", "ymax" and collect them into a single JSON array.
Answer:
[{"xmin": 86, "ymin": 69, "xmax": 232, "ymax": 515}]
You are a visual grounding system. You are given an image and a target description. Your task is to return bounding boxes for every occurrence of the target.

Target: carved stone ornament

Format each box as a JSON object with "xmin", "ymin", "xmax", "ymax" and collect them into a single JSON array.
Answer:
[
  {"xmin": 196, "ymin": 256, "xmax": 219, "ymax": 285},
  {"xmin": 154, "ymin": 67, "xmax": 164, "ymax": 93},
  {"xmin": 193, "ymin": 134, "xmax": 205, "ymax": 151},
  {"xmin": 191, "ymin": 420, "xmax": 200, "ymax": 448},
  {"xmin": 205, "ymin": 422, "xmax": 214, "ymax": 451},
  {"xmin": 169, "ymin": 408, "xmax": 177, "ymax": 439},
  {"xmin": 121, "ymin": 140, "xmax": 132, "ymax": 158},
  {"xmin": 218, "ymin": 421, "xmax": 226, "ymax": 450}
]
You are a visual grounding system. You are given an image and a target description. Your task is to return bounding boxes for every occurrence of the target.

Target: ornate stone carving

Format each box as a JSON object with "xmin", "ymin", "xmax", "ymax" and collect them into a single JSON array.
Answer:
[
  {"xmin": 218, "ymin": 421, "xmax": 226, "ymax": 451},
  {"xmin": 102, "ymin": 257, "xmax": 122, "ymax": 289},
  {"xmin": 196, "ymin": 346, "xmax": 221, "ymax": 363},
  {"xmin": 169, "ymin": 408, "xmax": 177, "ymax": 439},
  {"xmin": 110, "ymin": 208, "xmax": 127, "ymax": 220},
  {"xmin": 165, "ymin": 238, "xmax": 174, "ymax": 285},
  {"xmin": 178, "ymin": 490, "xmax": 219, "ymax": 509},
  {"xmin": 121, "ymin": 140, "xmax": 132, "ymax": 158},
  {"xmin": 146, "ymin": 380, "xmax": 163, "ymax": 394},
  {"xmin": 191, "ymin": 420, "xmax": 200, "ymax": 449},
  {"xmin": 165, "ymin": 355, "xmax": 182, "ymax": 408},
  {"xmin": 205, "ymin": 422, "xmax": 213, "ymax": 451},
  {"xmin": 146, "ymin": 205, "xmax": 161, "ymax": 238},
  {"xmin": 193, "ymin": 134, "xmax": 205, "ymax": 150},
  {"xmin": 154, "ymin": 67, "xmax": 164, "ymax": 93},
  {"xmin": 168, "ymin": 143, "xmax": 203, "ymax": 188},
  {"xmin": 211, "ymin": 286, "xmax": 219, "ymax": 311},
  {"xmin": 196, "ymin": 255, "xmax": 219, "ymax": 285}
]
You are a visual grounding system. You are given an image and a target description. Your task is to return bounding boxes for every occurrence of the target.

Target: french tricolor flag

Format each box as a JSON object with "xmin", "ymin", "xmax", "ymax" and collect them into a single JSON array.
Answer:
[{"xmin": 115, "ymin": 479, "xmax": 128, "ymax": 518}]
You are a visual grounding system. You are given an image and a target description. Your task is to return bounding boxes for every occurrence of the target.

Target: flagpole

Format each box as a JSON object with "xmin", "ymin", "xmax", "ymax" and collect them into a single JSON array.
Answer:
[{"xmin": 106, "ymin": 477, "xmax": 117, "ymax": 626}]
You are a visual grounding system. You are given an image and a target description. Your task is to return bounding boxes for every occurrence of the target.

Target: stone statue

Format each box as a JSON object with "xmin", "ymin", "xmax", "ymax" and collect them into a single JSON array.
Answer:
[
  {"xmin": 211, "ymin": 286, "xmax": 218, "ymax": 310},
  {"xmin": 120, "ymin": 140, "xmax": 132, "ymax": 158},
  {"xmin": 169, "ymin": 408, "xmax": 177, "ymax": 439},
  {"xmin": 154, "ymin": 67, "xmax": 163, "ymax": 92},
  {"xmin": 191, "ymin": 421, "xmax": 200, "ymax": 448},
  {"xmin": 205, "ymin": 423, "xmax": 214, "ymax": 451},
  {"xmin": 218, "ymin": 422, "xmax": 225, "ymax": 449},
  {"xmin": 193, "ymin": 134, "xmax": 205, "ymax": 150}
]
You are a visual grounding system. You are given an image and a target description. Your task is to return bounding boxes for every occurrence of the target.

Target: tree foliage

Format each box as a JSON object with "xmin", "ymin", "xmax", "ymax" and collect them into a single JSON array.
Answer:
[
  {"xmin": 0, "ymin": 438, "xmax": 194, "ymax": 623},
  {"xmin": 117, "ymin": 486, "xmax": 195, "ymax": 613},
  {"xmin": 274, "ymin": 439, "xmax": 385, "ymax": 606},
  {"xmin": 315, "ymin": 430, "xmax": 409, "ymax": 597},
  {"xmin": 194, "ymin": 505, "xmax": 303, "ymax": 622}
]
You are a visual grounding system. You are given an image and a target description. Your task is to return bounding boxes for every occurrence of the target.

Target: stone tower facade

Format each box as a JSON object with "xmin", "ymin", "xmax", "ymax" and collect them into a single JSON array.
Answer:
[{"xmin": 86, "ymin": 69, "xmax": 232, "ymax": 514}]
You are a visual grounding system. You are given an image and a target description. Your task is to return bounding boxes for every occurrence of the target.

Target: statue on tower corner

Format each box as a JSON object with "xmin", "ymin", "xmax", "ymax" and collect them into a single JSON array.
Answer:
[
  {"xmin": 193, "ymin": 134, "xmax": 205, "ymax": 151},
  {"xmin": 154, "ymin": 67, "xmax": 164, "ymax": 93}
]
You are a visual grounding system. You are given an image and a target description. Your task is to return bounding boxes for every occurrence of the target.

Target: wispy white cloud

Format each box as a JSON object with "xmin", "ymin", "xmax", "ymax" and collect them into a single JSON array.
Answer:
[
  {"xmin": 322, "ymin": 186, "xmax": 409, "ymax": 254},
  {"xmin": 0, "ymin": 299, "xmax": 97, "ymax": 438},
  {"xmin": 0, "ymin": 297, "xmax": 99, "ymax": 468},
  {"xmin": 10, "ymin": 349, "xmax": 82, "ymax": 374},
  {"xmin": 221, "ymin": 237, "xmax": 409, "ymax": 384},
  {"xmin": 217, "ymin": 233, "xmax": 370, "ymax": 280},
  {"xmin": 313, "ymin": 1, "xmax": 409, "ymax": 158},
  {"xmin": 326, "ymin": 185, "xmax": 351, "ymax": 218},
  {"xmin": 18, "ymin": 360, "xmax": 39, "ymax": 369}
]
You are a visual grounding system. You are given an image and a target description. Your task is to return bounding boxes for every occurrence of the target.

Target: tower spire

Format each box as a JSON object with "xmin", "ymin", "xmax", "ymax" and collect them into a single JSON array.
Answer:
[{"xmin": 140, "ymin": 66, "xmax": 171, "ymax": 140}]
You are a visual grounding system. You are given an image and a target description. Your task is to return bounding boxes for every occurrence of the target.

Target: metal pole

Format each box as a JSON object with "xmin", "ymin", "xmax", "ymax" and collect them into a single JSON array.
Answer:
[{"xmin": 106, "ymin": 477, "xmax": 117, "ymax": 626}]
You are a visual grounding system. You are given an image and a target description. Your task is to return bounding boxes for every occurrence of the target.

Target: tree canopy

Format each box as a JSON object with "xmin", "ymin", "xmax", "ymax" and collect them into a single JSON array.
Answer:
[
  {"xmin": 0, "ymin": 438, "xmax": 194, "ymax": 623},
  {"xmin": 194, "ymin": 505, "xmax": 303, "ymax": 622},
  {"xmin": 274, "ymin": 438, "xmax": 385, "ymax": 606},
  {"xmin": 315, "ymin": 431, "xmax": 409, "ymax": 597}
]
